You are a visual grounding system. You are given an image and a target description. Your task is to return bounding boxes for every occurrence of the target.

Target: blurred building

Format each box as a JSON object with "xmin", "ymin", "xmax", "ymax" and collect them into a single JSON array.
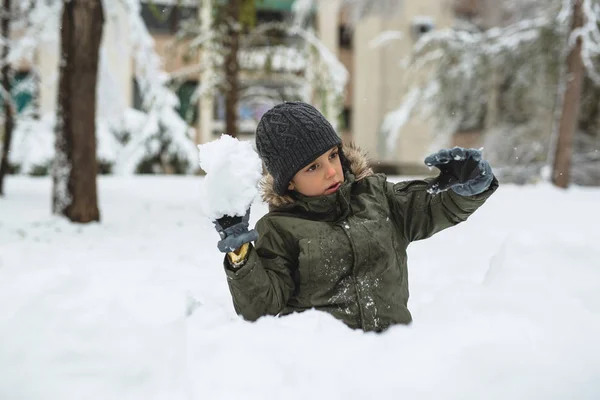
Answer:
[
  {"xmin": 33, "ymin": 0, "xmax": 302, "ymax": 144},
  {"xmin": 10, "ymin": 0, "xmax": 484, "ymax": 174},
  {"xmin": 318, "ymin": 1, "xmax": 457, "ymax": 174}
]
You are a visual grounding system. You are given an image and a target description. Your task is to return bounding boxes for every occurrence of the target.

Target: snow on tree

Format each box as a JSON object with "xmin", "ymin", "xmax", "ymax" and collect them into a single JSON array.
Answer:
[
  {"xmin": 9, "ymin": 114, "xmax": 54, "ymax": 175},
  {"xmin": 378, "ymin": 0, "xmax": 600, "ymax": 185},
  {"xmin": 112, "ymin": 0, "xmax": 198, "ymax": 175},
  {"xmin": 341, "ymin": 0, "xmax": 404, "ymax": 26},
  {"xmin": 6, "ymin": 0, "xmax": 198, "ymax": 176},
  {"xmin": 292, "ymin": 0, "xmax": 349, "ymax": 128},
  {"xmin": 172, "ymin": 0, "xmax": 348, "ymax": 136},
  {"xmin": 4, "ymin": 1, "xmax": 67, "ymax": 177},
  {"xmin": 0, "ymin": 0, "xmax": 16, "ymax": 195},
  {"xmin": 4, "ymin": 0, "xmax": 116, "ymax": 176},
  {"xmin": 0, "ymin": 0, "xmax": 59, "ymax": 192}
]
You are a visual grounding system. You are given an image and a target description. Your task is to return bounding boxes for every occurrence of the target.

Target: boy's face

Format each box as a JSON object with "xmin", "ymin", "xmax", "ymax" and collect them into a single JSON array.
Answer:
[{"xmin": 288, "ymin": 146, "xmax": 345, "ymax": 197}]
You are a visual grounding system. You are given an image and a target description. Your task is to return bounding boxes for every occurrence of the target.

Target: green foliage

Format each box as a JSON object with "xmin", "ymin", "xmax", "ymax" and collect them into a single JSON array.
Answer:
[
  {"xmin": 29, "ymin": 163, "xmax": 50, "ymax": 177},
  {"xmin": 240, "ymin": 0, "xmax": 258, "ymax": 29},
  {"xmin": 0, "ymin": 72, "xmax": 34, "ymax": 116},
  {"xmin": 171, "ymin": 80, "xmax": 199, "ymax": 124},
  {"xmin": 145, "ymin": 0, "xmax": 180, "ymax": 23},
  {"xmin": 98, "ymin": 160, "xmax": 113, "ymax": 175},
  {"xmin": 135, "ymin": 152, "xmax": 190, "ymax": 175}
]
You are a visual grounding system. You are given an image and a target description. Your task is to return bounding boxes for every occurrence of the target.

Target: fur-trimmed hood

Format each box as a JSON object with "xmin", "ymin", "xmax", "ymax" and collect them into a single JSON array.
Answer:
[{"xmin": 259, "ymin": 142, "xmax": 374, "ymax": 208}]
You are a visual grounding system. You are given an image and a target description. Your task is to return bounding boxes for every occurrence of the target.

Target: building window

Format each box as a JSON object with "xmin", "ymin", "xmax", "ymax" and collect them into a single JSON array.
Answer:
[
  {"xmin": 0, "ymin": 71, "xmax": 36, "ymax": 116},
  {"xmin": 411, "ymin": 16, "xmax": 434, "ymax": 40},
  {"xmin": 175, "ymin": 80, "xmax": 199, "ymax": 125},
  {"xmin": 250, "ymin": 10, "xmax": 289, "ymax": 46},
  {"xmin": 132, "ymin": 78, "xmax": 143, "ymax": 111},
  {"xmin": 256, "ymin": 0, "xmax": 295, "ymax": 12},
  {"xmin": 133, "ymin": 78, "xmax": 199, "ymax": 125},
  {"xmin": 341, "ymin": 107, "xmax": 352, "ymax": 131},
  {"xmin": 140, "ymin": 3, "xmax": 197, "ymax": 34},
  {"xmin": 256, "ymin": 9, "xmax": 285, "ymax": 23},
  {"xmin": 339, "ymin": 25, "xmax": 353, "ymax": 49}
]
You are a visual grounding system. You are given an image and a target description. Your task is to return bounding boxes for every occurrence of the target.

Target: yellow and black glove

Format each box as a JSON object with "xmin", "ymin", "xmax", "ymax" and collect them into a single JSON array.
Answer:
[{"xmin": 227, "ymin": 243, "xmax": 250, "ymax": 268}]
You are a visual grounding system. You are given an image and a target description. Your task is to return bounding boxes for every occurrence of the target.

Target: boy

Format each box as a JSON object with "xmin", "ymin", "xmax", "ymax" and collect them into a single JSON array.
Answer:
[{"xmin": 213, "ymin": 102, "xmax": 497, "ymax": 332}]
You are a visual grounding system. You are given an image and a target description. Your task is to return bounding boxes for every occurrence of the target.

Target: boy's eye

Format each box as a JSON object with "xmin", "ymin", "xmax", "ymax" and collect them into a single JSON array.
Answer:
[
  {"xmin": 306, "ymin": 164, "xmax": 317, "ymax": 172},
  {"xmin": 330, "ymin": 151, "xmax": 339, "ymax": 159}
]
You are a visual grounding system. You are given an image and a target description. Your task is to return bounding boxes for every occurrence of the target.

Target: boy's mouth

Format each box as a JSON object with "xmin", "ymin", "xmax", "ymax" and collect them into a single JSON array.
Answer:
[{"xmin": 324, "ymin": 182, "xmax": 341, "ymax": 194}]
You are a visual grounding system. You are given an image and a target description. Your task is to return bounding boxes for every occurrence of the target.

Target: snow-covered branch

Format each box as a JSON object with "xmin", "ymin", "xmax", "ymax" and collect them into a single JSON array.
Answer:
[
  {"xmin": 111, "ymin": 0, "xmax": 198, "ymax": 174},
  {"xmin": 379, "ymin": 0, "xmax": 586, "ymax": 163},
  {"xmin": 342, "ymin": 0, "xmax": 404, "ymax": 26},
  {"xmin": 575, "ymin": 0, "xmax": 600, "ymax": 84},
  {"xmin": 369, "ymin": 31, "xmax": 403, "ymax": 49},
  {"xmin": 175, "ymin": 8, "xmax": 348, "ymax": 129}
]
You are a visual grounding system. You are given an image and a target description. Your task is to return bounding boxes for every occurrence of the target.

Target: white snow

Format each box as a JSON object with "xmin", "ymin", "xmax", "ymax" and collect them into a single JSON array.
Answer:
[
  {"xmin": 368, "ymin": 30, "xmax": 404, "ymax": 49},
  {"xmin": 238, "ymin": 46, "xmax": 307, "ymax": 73},
  {"xmin": 575, "ymin": 0, "xmax": 600, "ymax": 84},
  {"xmin": 114, "ymin": 0, "xmax": 198, "ymax": 174},
  {"xmin": 9, "ymin": 115, "xmax": 55, "ymax": 174},
  {"xmin": 1, "ymin": 177, "xmax": 599, "ymax": 399},
  {"xmin": 380, "ymin": 88, "xmax": 421, "ymax": 154},
  {"xmin": 9, "ymin": 110, "xmax": 165, "ymax": 175},
  {"xmin": 292, "ymin": 0, "xmax": 315, "ymax": 27},
  {"xmin": 412, "ymin": 15, "xmax": 435, "ymax": 29},
  {"xmin": 197, "ymin": 135, "xmax": 263, "ymax": 220}
]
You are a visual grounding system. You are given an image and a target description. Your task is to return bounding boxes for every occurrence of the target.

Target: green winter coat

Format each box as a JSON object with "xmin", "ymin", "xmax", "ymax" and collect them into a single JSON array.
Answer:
[{"xmin": 224, "ymin": 143, "xmax": 498, "ymax": 332}]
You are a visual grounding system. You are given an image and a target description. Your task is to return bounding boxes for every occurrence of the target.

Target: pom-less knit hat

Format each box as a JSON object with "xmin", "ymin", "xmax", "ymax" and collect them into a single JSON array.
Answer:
[{"xmin": 256, "ymin": 102, "xmax": 342, "ymax": 195}]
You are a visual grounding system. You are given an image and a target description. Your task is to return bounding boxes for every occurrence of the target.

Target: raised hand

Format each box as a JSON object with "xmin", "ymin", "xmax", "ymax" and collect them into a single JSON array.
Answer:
[
  {"xmin": 213, "ymin": 208, "xmax": 258, "ymax": 253},
  {"xmin": 424, "ymin": 147, "xmax": 494, "ymax": 196}
]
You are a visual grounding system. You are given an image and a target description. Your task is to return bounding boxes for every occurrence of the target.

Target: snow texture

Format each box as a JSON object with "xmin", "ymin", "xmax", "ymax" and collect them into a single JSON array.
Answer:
[
  {"xmin": 110, "ymin": 0, "xmax": 198, "ymax": 175},
  {"xmin": 9, "ymin": 115, "xmax": 55, "ymax": 173},
  {"xmin": 9, "ymin": 110, "xmax": 147, "ymax": 174},
  {"xmin": 51, "ymin": 107, "xmax": 72, "ymax": 214},
  {"xmin": 368, "ymin": 30, "xmax": 404, "ymax": 49},
  {"xmin": 3, "ymin": 0, "xmax": 196, "ymax": 175},
  {"xmin": 342, "ymin": 0, "xmax": 404, "ymax": 26},
  {"xmin": 197, "ymin": 135, "xmax": 262, "ymax": 220},
  {"xmin": 381, "ymin": 88, "xmax": 420, "ymax": 153},
  {"xmin": 576, "ymin": 0, "xmax": 600, "ymax": 84},
  {"xmin": 1, "ymin": 176, "xmax": 599, "ymax": 399},
  {"xmin": 6, "ymin": 0, "xmax": 60, "ymax": 67},
  {"xmin": 292, "ymin": 0, "xmax": 315, "ymax": 27}
]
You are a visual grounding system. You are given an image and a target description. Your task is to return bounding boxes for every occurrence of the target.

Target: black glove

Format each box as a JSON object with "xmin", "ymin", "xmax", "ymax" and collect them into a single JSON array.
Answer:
[
  {"xmin": 424, "ymin": 147, "xmax": 494, "ymax": 196},
  {"xmin": 213, "ymin": 209, "xmax": 258, "ymax": 253}
]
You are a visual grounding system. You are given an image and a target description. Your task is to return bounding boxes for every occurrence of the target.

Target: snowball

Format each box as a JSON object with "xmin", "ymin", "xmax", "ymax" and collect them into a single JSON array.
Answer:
[{"xmin": 198, "ymin": 135, "xmax": 263, "ymax": 220}]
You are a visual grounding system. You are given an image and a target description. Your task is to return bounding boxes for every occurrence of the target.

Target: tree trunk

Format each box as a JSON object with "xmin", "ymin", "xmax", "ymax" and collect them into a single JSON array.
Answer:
[
  {"xmin": 224, "ymin": 0, "xmax": 240, "ymax": 138},
  {"xmin": 53, "ymin": 0, "xmax": 103, "ymax": 222},
  {"xmin": 0, "ymin": 0, "xmax": 14, "ymax": 196},
  {"xmin": 552, "ymin": 0, "xmax": 584, "ymax": 189}
]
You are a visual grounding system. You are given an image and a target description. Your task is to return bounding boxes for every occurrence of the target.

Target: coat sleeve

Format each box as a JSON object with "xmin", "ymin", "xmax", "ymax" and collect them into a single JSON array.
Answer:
[
  {"xmin": 223, "ymin": 217, "xmax": 296, "ymax": 322},
  {"xmin": 385, "ymin": 176, "xmax": 499, "ymax": 242}
]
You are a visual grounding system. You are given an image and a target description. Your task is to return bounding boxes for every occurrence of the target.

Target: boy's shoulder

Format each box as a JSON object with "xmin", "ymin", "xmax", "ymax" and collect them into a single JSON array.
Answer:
[
  {"xmin": 356, "ymin": 172, "xmax": 394, "ymax": 195},
  {"xmin": 357, "ymin": 171, "xmax": 387, "ymax": 187}
]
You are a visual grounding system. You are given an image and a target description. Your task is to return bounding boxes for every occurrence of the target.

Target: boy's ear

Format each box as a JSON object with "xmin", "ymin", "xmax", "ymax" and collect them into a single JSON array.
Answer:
[{"xmin": 288, "ymin": 181, "xmax": 295, "ymax": 191}]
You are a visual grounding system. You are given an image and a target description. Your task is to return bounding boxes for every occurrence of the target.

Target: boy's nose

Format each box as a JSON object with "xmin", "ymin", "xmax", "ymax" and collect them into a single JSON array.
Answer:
[{"xmin": 326, "ymin": 166, "xmax": 336, "ymax": 178}]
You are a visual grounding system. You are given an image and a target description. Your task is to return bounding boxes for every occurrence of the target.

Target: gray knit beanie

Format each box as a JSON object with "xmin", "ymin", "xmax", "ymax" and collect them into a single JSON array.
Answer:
[{"xmin": 256, "ymin": 102, "xmax": 342, "ymax": 195}]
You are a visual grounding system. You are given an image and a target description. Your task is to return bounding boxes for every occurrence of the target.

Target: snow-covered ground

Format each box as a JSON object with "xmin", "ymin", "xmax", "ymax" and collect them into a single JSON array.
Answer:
[{"xmin": 1, "ymin": 176, "xmax": 599, "ymax": 400}]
